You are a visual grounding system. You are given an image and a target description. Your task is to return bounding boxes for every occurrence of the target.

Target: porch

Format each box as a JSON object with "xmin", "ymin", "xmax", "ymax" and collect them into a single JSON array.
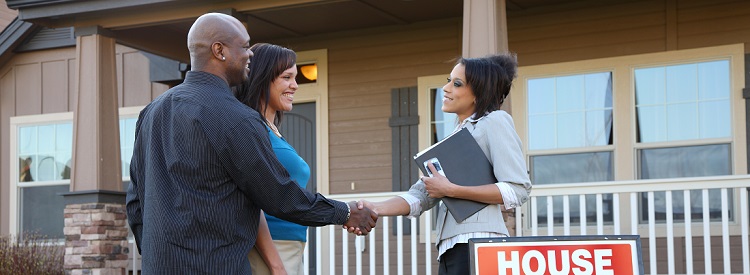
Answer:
[{"xmin": 128, "ymin": 175, "xmax": 750, "ymax": 274}]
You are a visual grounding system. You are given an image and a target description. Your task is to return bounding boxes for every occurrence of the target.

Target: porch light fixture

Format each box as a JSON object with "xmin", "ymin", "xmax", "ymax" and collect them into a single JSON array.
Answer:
[{"xmin": 300, "ymin": 64, "xmax": 317, "ymax": 81}]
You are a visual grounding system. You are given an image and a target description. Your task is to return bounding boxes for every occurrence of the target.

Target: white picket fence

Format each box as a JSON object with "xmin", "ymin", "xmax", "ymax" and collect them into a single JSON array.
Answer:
[{"xmin": 128, "ymin": 175, "xmax": 750, "ymax": 275}]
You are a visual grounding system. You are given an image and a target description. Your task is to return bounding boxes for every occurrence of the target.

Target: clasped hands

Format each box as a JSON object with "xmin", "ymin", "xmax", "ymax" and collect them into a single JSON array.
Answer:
[
  {"xmin": 343, "ymin": 162, "xmax": 456, "ymax": 235},
  {"xmin": 342, "ymin": 201, "xmax": 378, "ymax": 236}
]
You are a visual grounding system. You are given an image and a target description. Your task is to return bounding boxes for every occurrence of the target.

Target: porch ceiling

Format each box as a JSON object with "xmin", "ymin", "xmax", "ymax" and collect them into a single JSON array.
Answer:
[{"xmin": 5, "ymin": 0, "xmax": 597, "ymax": 63}]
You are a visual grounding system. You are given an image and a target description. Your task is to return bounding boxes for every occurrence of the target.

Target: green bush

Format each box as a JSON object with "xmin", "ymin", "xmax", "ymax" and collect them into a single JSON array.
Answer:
[{"xmin": 0, "ymin": 233, "xmax": 64, "ymax": 275}]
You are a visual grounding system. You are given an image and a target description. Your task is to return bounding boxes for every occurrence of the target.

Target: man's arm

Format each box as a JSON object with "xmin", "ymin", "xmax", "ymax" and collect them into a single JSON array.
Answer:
[
  {"xmin": 125, "ymin": 152, "xmax": 143, "ymax": 253},
  {"xmin": 219, "ymin": 115, "xmax": 377, "ymax": 234}
]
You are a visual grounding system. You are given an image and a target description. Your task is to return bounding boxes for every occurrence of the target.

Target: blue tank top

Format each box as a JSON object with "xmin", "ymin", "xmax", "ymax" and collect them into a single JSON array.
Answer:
[{"xmin": 265, "ymin": 127, "xmax": 311, "ymax": 242}]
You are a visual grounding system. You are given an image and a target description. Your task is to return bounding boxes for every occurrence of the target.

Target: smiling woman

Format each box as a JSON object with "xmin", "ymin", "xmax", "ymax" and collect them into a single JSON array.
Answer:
[{"xmin": 234, "ymin": 43, "xmax": 312, "ymax": 275}]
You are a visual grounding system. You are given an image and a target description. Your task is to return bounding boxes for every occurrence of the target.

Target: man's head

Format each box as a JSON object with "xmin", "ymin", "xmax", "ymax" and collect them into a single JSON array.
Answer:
[{"xmin": 187, "ymin": 13, "xmax": 253, "ymax": 86}]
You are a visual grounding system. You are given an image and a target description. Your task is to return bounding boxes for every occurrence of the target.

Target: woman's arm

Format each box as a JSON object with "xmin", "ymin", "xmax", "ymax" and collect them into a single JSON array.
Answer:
[
  {"xmin": 359, "ymin": 197, "xmax": 411, "ymax": 216},
  {"xmin": 421, "ymin": 162, "xmax": 503, "ymax": 204},
  {"xmin": 354, "ymin": 178, "xmax": 441, "ymax": 218},
  {"xmin": 255, "ymin": 212, "xmax": 287, "ymax": 275},
  {"xmin": 423, "ymin": 112, "xmax": 531, "ymax": 206}
]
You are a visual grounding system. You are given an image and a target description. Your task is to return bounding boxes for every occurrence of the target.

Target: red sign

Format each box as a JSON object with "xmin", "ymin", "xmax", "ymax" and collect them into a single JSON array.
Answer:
[{"xmin": 473, "ymin": 240, "xmax": 640, "ymax": 275}]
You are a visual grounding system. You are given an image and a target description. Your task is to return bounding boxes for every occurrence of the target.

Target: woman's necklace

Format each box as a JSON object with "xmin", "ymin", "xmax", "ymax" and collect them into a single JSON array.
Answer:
[{"xmin": 266, "ymin": 119, "xmax": 282, "ymax": 137}]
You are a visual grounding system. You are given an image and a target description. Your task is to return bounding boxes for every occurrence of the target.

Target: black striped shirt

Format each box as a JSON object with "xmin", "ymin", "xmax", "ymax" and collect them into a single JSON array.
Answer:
[{"xmin": 126, "ymin": 71, "xmax": 348, "ymax": 274}]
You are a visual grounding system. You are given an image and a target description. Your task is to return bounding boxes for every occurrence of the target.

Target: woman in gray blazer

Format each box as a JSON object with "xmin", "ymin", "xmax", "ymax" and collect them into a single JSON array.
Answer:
[{"xmin": 354, "ymin": 53, "xmax": 532, "ymax": 275}]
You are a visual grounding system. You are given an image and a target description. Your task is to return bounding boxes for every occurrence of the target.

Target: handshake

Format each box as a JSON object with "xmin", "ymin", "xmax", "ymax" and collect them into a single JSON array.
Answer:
[{"xmin": 341, "ymin": 200, "xmax": 381, "ymax": 236}]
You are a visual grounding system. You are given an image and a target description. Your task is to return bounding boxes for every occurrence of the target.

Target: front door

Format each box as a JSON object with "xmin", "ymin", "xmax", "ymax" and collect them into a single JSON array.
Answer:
[{"xmin": 279, "ymin": 102, "xmax": 317, "ymax": 274}]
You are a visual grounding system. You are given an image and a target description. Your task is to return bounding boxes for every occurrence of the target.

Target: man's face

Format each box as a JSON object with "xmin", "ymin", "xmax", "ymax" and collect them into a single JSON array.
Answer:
[{"xmin": 224, "ymin": 31, "xmax": 253, "ymax": 86}]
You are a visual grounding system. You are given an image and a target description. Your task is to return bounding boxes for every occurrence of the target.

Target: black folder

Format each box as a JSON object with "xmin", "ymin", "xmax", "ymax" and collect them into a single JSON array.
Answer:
[{"xmin": 413, "ymin": 128, "xmax": 496, "ymax": 222}]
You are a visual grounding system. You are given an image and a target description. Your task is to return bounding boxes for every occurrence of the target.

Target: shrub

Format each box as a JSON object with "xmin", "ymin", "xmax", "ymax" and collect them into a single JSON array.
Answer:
[{"xmin": 0, "ymin": 233, "xmax": 64, "ymax": 275}]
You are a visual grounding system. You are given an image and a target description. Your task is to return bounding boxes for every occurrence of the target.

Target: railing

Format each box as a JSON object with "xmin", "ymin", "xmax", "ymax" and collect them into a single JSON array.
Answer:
[
  {"xmin": 520, "ymin": 175, "xmax": 750, "ymax": 275},
  {"xmin": 127, "ymin": 175, "xmax": 750, "ymax": 275}
]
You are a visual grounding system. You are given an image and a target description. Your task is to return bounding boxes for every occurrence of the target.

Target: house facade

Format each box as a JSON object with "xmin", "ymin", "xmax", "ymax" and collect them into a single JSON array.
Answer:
[{"xmin": 0, "ymin": 0, "xmax": 749, "ymax": 274}]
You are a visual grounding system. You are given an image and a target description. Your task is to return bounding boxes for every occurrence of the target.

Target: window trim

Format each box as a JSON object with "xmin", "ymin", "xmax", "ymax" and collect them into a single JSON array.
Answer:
[
  {"xmin": 119, "ymin": 106, "xmax": 143, "ymax": 182},
  {"xmin": 9, "ymin": 106, "xmax": 146, "ymax": 237},
  {"xmin": 512, "ymin": 44, "xmax": 747, "ymax": 235},
  {"xmin": 416, "ymin": 74, "xmax": 448, "ymax": 242},
  {"xmin": 511, "ymin": 44, "xmax": 747, "ymax": 181},
  {"xmin": 10, "ymin": 112, "xmax": 74, "ymax": 237},
  {"xmin": 289, "ymin": 49, "xmax": 330, "ymax": 195}
]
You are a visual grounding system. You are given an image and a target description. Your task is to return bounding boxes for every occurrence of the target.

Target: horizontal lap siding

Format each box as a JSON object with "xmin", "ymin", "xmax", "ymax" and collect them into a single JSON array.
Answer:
[
  {"xmin": 678, "ymin": 0, "xmax": 750, "ymax": 50},
  {"xmin": 510, "ymin": 0, "xmax": 750, "ymax": 66},
  {"xmin": 509, "ymin": 0, "xmax": 668, "ymax": 65},
  {"xmin": 275, "ymin": 19, "xmax": 461, "ymax": 195}
]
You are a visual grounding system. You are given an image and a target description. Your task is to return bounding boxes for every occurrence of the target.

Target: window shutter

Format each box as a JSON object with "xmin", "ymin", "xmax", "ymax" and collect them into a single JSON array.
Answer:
[{"xmin": 390, "ymin": 86, "xmax": 419, "ymax": 191}]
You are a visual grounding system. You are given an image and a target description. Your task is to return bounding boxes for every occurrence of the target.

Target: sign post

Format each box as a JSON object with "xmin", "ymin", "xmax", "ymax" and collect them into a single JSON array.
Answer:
[{"xmin": 469, "ymin": 235, "xmax": 644, "ymax": 275}]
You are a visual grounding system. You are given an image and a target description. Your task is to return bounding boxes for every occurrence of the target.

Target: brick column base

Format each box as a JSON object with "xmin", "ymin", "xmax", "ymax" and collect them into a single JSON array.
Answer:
[{"xmin": 63, "ymin": 203, "xmax": 129, "ymax": 275}]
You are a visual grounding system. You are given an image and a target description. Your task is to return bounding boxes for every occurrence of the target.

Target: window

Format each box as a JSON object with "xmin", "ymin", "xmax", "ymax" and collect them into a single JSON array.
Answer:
[
  {"xmin": 431, "ymin": 87, "xmax": 459, "ymax": 143},
  {"xmin": 512, "ymin": 44, "xmax": 746, "ymax": 232},
  {"xmin": 635, "ymin": 60, "xmax": 734, "ymax": 222},
  {"xmin": 417, "ymin": 75, "xmax": 455, "ymax": 237},
  {"xmin": 10, "ymin": 108, "xmax": 143, "ymax": 239},
  {"xmin": 526, "ymin": 72, "xmax": 615, "ymax": 225},
  {"xmin": 14, "ymin": 117, "xmax": 72, "ymax": 240}
]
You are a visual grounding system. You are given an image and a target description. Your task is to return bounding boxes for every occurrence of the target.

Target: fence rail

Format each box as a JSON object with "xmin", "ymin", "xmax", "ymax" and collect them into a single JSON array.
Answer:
[{"xmin": 127, "ymin": 175, "xmax": 750, "ymax": 275}]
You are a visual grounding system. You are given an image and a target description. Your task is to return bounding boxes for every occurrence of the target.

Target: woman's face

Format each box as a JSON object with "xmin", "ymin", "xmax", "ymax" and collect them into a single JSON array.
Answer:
[
  {"xmin": 267, "ymin": 66, "xmax": 298, "ymax": 115},
  {"xmin": 441, "ymin": 64, "xmax": 475, "ymax": 120}
]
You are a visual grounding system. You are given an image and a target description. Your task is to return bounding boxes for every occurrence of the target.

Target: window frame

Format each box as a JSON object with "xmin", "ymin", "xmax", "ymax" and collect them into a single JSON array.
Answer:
[
  {"xmin": 416, "ymin": 74, "xmax": 449, "ymax": 242},
  {"xmin": 10, "ymin": 112, "xmax": 74, "ymax": 238},
  {"xmin": 9, "ymin": 106, "xmax": 146, "ymax": 237},
  {"xmin": 511, "ymin": 44, "xmax": 747, "ymax": 235}
]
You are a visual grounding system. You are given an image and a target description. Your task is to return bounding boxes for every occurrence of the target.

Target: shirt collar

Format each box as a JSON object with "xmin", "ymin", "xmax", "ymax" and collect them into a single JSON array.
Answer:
[
  {"xmin": 457, "ymin": 112, "xmax": 488, "ymax": 129},
  {"xmin": 184, "ymin": 71, "xmax": 232, "ymax": 93}
]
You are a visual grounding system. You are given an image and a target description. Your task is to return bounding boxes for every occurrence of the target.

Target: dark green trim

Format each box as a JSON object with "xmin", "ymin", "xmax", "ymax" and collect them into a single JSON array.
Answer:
[
  {"xmin": 390, "ymin": 86, "xmax": 419, "ymax": 192},
  {"xmin": 143, "ymin": 52, "xmax": 187, "ymax": 85},
  {"xmin": 6, "ymin": 0, "xmax": 76, "ymax": 9},
  {"xmin": 0, "ymin": 18, "xmax": 39, "ymax": 67},
  {"xmin": 73, "ymin": 25, "xmax": 115, "ymax": 38},
  {"xmin": 60, "ymin": 190, "xmax": 126, "ymax": 205},
  {"xmin": 8, "ymin": 0, "xmax": 175, "ymax": 21},
  {"xmin": 389, "ymin": 116, "xmax": 419, "ymax": 127},
  {"xmin": 16, "ymin": 26, "xmax": 74, "ymax": 51}
]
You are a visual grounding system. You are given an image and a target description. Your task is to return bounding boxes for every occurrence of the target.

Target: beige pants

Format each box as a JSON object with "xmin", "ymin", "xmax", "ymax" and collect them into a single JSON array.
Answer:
[{"xmin": 248, "ymin": 240, "xmax": 306, "ymax": 275}]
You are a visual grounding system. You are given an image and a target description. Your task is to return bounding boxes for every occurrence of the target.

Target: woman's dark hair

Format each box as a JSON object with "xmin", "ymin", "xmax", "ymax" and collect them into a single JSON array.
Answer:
[
  {"xmin": 457, "ymin": 52, "xmax": 518, "ymax": 120},
  {"xmin": 235, "ymin": 43, "xmax": 297, "ymax": 127}
]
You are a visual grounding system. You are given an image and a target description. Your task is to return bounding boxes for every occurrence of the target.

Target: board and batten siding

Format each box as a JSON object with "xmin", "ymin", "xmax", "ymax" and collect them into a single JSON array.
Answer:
[
  {"xmin": 274, "ymin": 18, "xmax": 462, "ymax": 195},
  {"xmin": 0, "ymin": 45, "xmax": 168, "ymax": 235}
]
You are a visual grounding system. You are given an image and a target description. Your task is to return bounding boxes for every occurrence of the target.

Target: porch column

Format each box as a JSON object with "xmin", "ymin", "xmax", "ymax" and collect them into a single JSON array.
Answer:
[
  {"xmin": 462, "ymin": 0, "xmax": 509, "ymax": 58},
  {"xmin": 462, "ymin": 0, "xmax": 512, "ymax": 114},
  {"xmin": 63, "ymin": 26, "xmax": 128, "ymax": 275},
  {"xmin": 462, "ymin": 0, "xmax": 518, "ymax": 235}
]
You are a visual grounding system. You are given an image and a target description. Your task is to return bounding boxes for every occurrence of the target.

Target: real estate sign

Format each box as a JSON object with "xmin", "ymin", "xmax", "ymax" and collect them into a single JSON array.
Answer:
[{"xmin": 469, "ymin": 235, "xmax": 643, "ymax": 275}]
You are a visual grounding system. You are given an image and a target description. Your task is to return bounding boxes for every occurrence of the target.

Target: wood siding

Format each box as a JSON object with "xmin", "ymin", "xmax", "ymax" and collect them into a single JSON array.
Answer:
[
  {"xmin": 508, "ymin": 0, "xmax": 750, "ymax": 66},
  {"xmin": 0, "ymin": 0, "xmax": 17, "ymax": 31},
  {"xmin": 269, "ymin": 0, "xmax": 750, "ymax": 197},
  {"xmin": 273, "ymin": 18, "xmax": 462, "ymax": 195},
  {"xmin": 0, "ymin": 45, "xmax": 168, "ymax": 235}
]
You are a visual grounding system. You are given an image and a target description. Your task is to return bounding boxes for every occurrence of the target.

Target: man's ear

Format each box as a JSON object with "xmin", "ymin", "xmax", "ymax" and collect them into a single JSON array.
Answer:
[{"xmin": 211, "ymin": 42, "xmax": 225, "ymax": 61}]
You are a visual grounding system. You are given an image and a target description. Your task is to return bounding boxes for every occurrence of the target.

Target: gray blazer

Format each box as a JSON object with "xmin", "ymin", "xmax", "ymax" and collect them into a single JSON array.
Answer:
[{"xmin": 405, "ymin": 110, "xmax": 532, "ymax": 243}]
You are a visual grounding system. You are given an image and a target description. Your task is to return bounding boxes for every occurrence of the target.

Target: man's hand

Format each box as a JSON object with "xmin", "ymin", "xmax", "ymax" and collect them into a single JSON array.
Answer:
[
  {"xmin": 343, "ymin": 201, "xmax": 378, "ymax": 235},
  {"xmin": 356, "ymin": 200, "xmax": 375, "ymax": 212}
]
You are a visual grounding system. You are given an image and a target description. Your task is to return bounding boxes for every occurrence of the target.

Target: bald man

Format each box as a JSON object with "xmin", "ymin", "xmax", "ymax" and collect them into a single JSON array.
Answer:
[{"xmin": 126, "ymin": 13, "xmax": 377, "ymax": 274}]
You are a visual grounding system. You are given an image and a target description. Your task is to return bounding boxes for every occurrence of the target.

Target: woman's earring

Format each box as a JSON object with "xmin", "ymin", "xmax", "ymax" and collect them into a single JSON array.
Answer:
[{"xmin": 222, "ymin": 56, "xmax": 226, "ymax": 61}]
